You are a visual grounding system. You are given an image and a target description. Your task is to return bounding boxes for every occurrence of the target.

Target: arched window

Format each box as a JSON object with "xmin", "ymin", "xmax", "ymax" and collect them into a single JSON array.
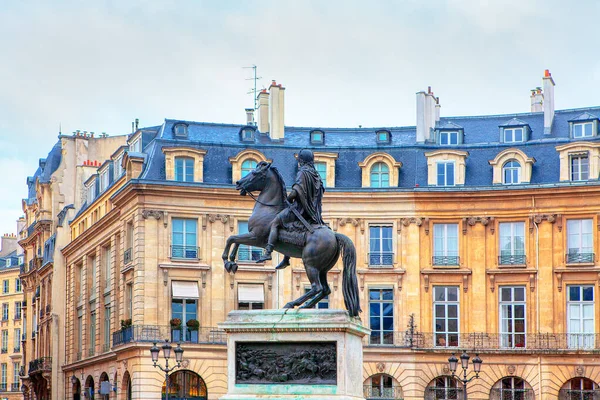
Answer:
[
  {"xmin": 491, "ymin": 377, "xmax": 533, "ymax": 400},
  {"xmin": 426, "ymin": 376, "xmax": 461, "ymax": 400},
  {"xmin": 175, "ymin": 157, "xmax": 194, "ymax": 182},
  {"xmin": 503, "ymin": 160, "xmax": 521, "ymax": 185},
  {"xmin": 364, "ymin": 374, "xmax": 402, "ymax": 399},
  {"xmin": 162, "ymin": 370, "xmax": 207, "ymax": 400},
  {"xmin": 241, "ymin": 159, "xmax": 257, "ymax": 178},
  {"xmin": 84, "ymin": 376, "xmax": 95, "ymax": 400},
  {"xmin": 559, "ymin": 377, "xmax": 599, "ymax": 400},
  {"xmin": 370, "ymin": 162, "xmax": 389, "ymax": 188}
]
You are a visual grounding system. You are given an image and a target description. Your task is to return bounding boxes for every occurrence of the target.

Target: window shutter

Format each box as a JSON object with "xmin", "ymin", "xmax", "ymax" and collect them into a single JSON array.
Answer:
[
  {"xmin": 238, "ymin": 284, "xmax": 264, "ymax": 302},
  {"xmin": 172, "ymin": 281, "xmax": 199, "ymax": 299}
]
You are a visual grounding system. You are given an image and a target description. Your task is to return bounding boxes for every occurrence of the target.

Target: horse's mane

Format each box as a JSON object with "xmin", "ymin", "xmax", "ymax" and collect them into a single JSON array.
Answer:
[{"xmin": 269, "ymin": 166, "xmax": 288, "ymax": 205}]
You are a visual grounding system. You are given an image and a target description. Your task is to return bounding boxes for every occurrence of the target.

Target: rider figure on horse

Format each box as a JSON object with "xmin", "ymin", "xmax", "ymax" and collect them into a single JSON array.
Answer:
[{"xmin": 257, "ymin": 149, "xmax": 325, "ymax": 262}]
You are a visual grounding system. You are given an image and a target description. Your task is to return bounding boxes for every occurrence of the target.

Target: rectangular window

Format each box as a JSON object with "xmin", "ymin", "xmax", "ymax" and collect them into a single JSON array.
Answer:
[
  {"xmin": 504, "ymin": 127, "xmax": 524, "ymax": 143},
  {"xmin": 499, "ymin": 222, "xmax": 525, "ymax": 265},
  {"xmin": 237, "ymin": 284, "xmax": 264, "ymax": 310},
  {"xmin": 433, "ymin": 224, "xmax": 459, "ymax": 265},
  {"xmin": 567, "ymin": 219, "xmax": 594, "ymax": 263},
  {"xmin": 13, "ymin": 329, "xmax": 20, "ymax": 352},
  {"xmin": 86, "ymin": 182, "xmax": 96, "ymax": 204},
  {"xmin": 103, "ymin": 246, "xmax": 111, "ymax": 291},
  {"xmin": 436, "ymin": 162, "xmax": 455, "ymax": 186},
  {"xmin": 14, "ymin": 302, "xmax": 21, "ymax": 320},
  {"xmin": 311, "ymin": 131, "xmax": 324, "ymax": 144},
  {"xmin": 77, "ymin": 315, "xmax": 83, "ymax": 355},
  {"xmin": 567, "ymin": 285, "xmax": 594, "ymax": 349},
  {"xmin": 175, "ymin": 157, "xmax": 194, "ymax": 182},
  {"xmin": 237, "ymin": 222, "xmax": 263, "ymax": 262},
  {"xmin": 439, "ymin": 131, "xmax": 459, "ymax": 145},
  {"xmin": 315, "ymin": 162, "xmax": 327, "ymax": 187},
  {"xmin": 89, "ymin": 312, "xmax": 96, "ymax": 356},
  {"xmin": 2, "ymin": 280, "xmax": 8, "ymax": 294},
  {"xmin": 171, "ymin": 298, "xmax": 198, "ymax": 342},
  {"xmin": 15, "ymin": 279, "xmax": 21, "ymax": 293},
  {"xmin": 130, "ymin": 138, "xmax": 141, "ymax": 153},
  {"xmin": 304, "ymin": 287, "xmax": 329, "ymax": 309},
  {"xmin": 114, "ymin": 155, "xmax": 123, "ymax": 178},
  {"xmin": 369, "ymin": 288, "xmax": 394, "ymax": 345},
  {"xmin": 1, "ymin": 331, "xmax": 7, "ymax": 353},
  {"xmin": 77, "ymin": 265, "xmax": 84, "ymax": 303},
  {"xmin": 1, "ymin": 304, "xmax": 8, "ymax": 321},
  {"xmin": 499, "ymin": 286, "xmax": 526, "ymax": 348},
  {"xmin": 171, "ymin": 218, "xmax": 198, "ymax": 259},
  {"xmin": 1, "ymin": 363, "xmax": 6, "ymax": 391},
  {"xmin": 90, "ymin": 256, "xmax": 97, "ymax": 296},
  {"xmin": 434, "ymin": 286, "xmax": 459, "ymax": 347},
  {"xmin": 574, "ymin": 122, "xmax": 593, "ymax": 138},
  {"xmin": 126, "ymin": 284, "xmax": 133, "ymax": 319},
  {"xmin": 12, "ymin": 363, "xmax": 19, "ymax": 386},
  {"xmin": 125, "ymin": 222, "xmax": 134, "ymax": 264},
  {"xmin": 103, "ymin": 306, "xmax": 111, "ymax": 349},
  {"xmin": 99, "ymin": 169, "xmax": 109, "ymax": 192},
  {"xmin": 570, "ymin": 154, "xmax": 589, "ymax": 181},
  {"xmin": 369, "ymin": 226, "xmax": 393, "ymax": 267}
]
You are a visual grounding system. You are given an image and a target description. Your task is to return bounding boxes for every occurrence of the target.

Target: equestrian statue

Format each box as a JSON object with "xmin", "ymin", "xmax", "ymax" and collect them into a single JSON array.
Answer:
[{"xmin": 222, "ymin": 149, "xmax": 361, "ymax": 317}]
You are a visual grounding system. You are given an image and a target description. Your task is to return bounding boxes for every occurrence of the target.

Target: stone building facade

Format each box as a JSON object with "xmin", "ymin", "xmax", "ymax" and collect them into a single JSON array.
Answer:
[{"xmin": 22, "ymin": 71, "xmax": 600, "ymax": 399}]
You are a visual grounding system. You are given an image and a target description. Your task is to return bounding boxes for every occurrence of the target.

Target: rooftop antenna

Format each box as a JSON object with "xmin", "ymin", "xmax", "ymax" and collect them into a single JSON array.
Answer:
[{"xmin": 243, "ymin": 65, "xmax": 262, "ymax": 110}]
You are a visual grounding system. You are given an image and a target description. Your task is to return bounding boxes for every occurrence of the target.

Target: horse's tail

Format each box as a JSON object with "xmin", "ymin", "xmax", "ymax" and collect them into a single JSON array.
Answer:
[{"xmin": 335, "ymin": 233, "xmax": 361, "ymax": 318}]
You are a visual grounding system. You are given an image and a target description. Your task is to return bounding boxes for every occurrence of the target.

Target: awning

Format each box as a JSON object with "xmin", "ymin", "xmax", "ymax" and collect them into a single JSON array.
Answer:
[
  {"xmin": 172, "ymin": 281, "xmax": 199, "ymax": 299},
  {"xmin": 238, "ymin": 284, "xmax": 264, "ymax": 302}
]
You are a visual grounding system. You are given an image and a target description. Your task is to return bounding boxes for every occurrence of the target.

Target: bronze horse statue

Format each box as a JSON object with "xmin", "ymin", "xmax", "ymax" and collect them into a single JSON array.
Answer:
[{"xmin": 222, "ymin": 161, "xmax": 361, "ymax": 317}]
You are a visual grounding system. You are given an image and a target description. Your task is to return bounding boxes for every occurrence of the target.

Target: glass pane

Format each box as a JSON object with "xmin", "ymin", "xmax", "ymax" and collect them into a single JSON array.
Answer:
[
  {"xmin": 501, "ymin": 288, "xmax": 511, "ymax": 302},
  {"xmin": 583, "ymin": 286, "xmax": 594, "ymax": 301},
  {"xmin": 382, "ymin": 289, "xmax": 393, "ymax": 301},
  {"xmin": 435, "ymin": 305, "xmax": 445, "ymax": 318},
  {"xmin": 447, "ymin": 163, "xmax": 455, "ymax": 185},
  {"xmin": 370, "ymin": 303, "xmax": 380, "ymax": 317},
  {"xmin": 447, "ymin": 319, "xmax": 458, "ymax": 332},
  {"xmin": 369, "ymin": 290, "xmax": 381, "ymax": 301},
  {"xmin": 447, "ymin": 287, "xmax": 458, "ymax": 301},
  {"xmin": 382, "ymin": 303, "xmax": 393, "ymax": 316},
  {"xmin": 435, "ymin": 319, "xmax": 445, "ymax": 332},
  {"xmin": 514, "ymin": 287, "xmax": 525, "ymax": 301},
  {"xmin": 448, "ymin": 305, "xmax": 458, "ymax": 318},
  {"xmin": 383, "ymin": 317, "xmax": 393, "ymax": 330},
  {"xmin": 434, "ymin": 287, "xmax": 445, "ymax": 302}
]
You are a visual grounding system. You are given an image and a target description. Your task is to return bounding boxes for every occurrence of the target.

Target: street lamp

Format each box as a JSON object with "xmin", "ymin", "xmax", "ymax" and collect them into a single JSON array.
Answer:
[
  {"xmin": 448, "ymin": 351, "xmax": 482, "ymax": 400},
  {"xmin": 150, "ymin": 340, "xmax": 184, "ymax": 400}
]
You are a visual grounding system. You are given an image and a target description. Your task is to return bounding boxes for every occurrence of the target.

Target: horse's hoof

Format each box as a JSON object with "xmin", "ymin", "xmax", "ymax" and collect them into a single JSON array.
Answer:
[
  {"xmin": 224, "ymin": 261, "xmax": 238, "ymax": 274},
  {"xmin": 224, "ymin": 262, "xmax": 232, "ymax": 273},
  {"xmin": 283, "ymin": 303, "xmax": 295, "ymax": 309},
  {"xmin": 231, "ymin": 262, "xmax": 239, "ymax": 273}
]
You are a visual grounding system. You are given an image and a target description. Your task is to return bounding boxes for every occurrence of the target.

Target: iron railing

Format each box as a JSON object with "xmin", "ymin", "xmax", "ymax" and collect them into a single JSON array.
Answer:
[
  {"xmin": 75, "ymin": 352, "xmax": 82, "ymax": 361},
  {"xmin": 101, "ymin": 343, "xmax": 111, "ymax": 353},
  {"xmin": 237, "ymin": 246, "xmax": 264, "ymax": 262},
  {"xmin": 425, "ymin": 387, "xmax": 464, "ymax": 400},
  {"xmin": 432, "ymin": 255, "xmax": 460, "ymax": 266},
  {"xmin": 13, "ymin": 347, "xmax": 20, "ymax": 353},
  {"xmin": 368, "ymin": 331, "xmax": 413, "ymax": 347},
  {"xmin": 558, "ymin": 389, "xmax": 600, "ymax": 400},
  {"xmin": 566, "ymin": 252, "xmax": 595, "ymax": 264},
  {"xmin": 364, "ymin": 385, "xmax": 403, "ymax": 399},
  {"xmin": 28, "ymin": 357, "xmax": 51, "ymax": 374},
  {"xmin": 88, "ymin": 347, "xmax": 95, "ymax": 357},
  {"xmin": 10, "ymin": 383, "xmax": 19, "ymax": 391},
  {"xmin": 490, "ymin": 388, "xmax": 534, "ymax": 400},
  {"xmin": 170, "ymin": 245, "xmax": 199, "ymax": 259},
  {"xmin": 499, "ymin": 254, "xmax": 526, "ymax": 265},
  {"xmin": 124, "ymin": 248, "xmax": 132, "ymax": 265},
  {"xmin": 0, "ymin": 383, "xmax": 6, "ymax": 392},
  {"xmin": 369, "ymin": 252, "xmax": 394, "ymax": 267},
  {"xmin": 112, "ymin": 325, "xmax": 226, "ymax": 347},
  {"xmin": 0, "ymin": 349, "xmax": 6, "ymax": 354}
]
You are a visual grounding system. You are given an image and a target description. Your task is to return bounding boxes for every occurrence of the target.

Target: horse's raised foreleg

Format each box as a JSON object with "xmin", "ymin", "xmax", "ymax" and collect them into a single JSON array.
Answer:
[
  {"xmin": 284, "ymin": 265, "xmax": 322, "ymax": 309},
  {"xmin": 229, "ymin": 243, "xmax": 240, "ymax": 261},
  {"xmin": 222, "ymin": 233, "xmax": 260, "ymax": 273}
]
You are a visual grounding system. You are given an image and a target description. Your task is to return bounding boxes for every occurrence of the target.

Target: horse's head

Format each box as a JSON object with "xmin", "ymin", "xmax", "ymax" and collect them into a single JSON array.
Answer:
[{"xmin": 235, "ymin": 161, "xmax": 271, "ymax": 196}]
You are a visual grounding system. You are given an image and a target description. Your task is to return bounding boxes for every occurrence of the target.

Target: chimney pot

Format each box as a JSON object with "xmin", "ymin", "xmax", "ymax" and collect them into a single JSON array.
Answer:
[
  {"xmin": 545, "ymin": 69, "xmax": 551, "ymax": 77},
  {"xmin": 542, "ymin": 69, "xmax": 555, "ymax": 133}
]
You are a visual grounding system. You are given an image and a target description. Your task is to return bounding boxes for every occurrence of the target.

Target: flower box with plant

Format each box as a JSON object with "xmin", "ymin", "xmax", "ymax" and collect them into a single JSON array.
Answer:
[
  {"xmin": 120, "ymin": 319, "xmax": 132, "ymax": 330},
  {"xmin": 170, "ymin": 318, "xmax": 182, "ymax": 328},
  {"xmin": 186, "ymin": 319, "xmax": 200, "ymax": 331}
]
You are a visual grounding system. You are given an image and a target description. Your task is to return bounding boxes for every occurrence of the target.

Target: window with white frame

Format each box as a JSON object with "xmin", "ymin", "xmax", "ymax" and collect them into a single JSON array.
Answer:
[
  {"xmin": 370, "ymin": 162, "xmax": 389, "ymax": 188},
  {"xmin": 369, "ymin": 226, "xmax": 393, "ymax": 266},
  {"xmin": 2, "ymin": 280, "xmax": 7, "ymax": 294},
  {"xmin": 369, "ymin": 288, "xmax": 393, "ymax": 345},
  {"xmin": 304, "ymin": 287, "xmax": 329, "ymax": 309},
  {"xmin": 503, "ymin": 160, "xmax": 521, "ymax": 185},
  {"xmin": 13, "ymin": 329, "xmax": 19, "ymax": 352},
  {"xmin": 241, "ymin": 159, "xmax": 257, "ymax": 178},
  {"xmin": 365, "ymin": 374, "xmax": 398, "ymax": 399},
  {"xmin": 567, "ymin": 219, "xmax": 593, "ymax": 263},
  {"xmin": 237, "ymin": 221, "xmax": 263, "ymax": 262},
  {"xmin": 103, "ymin": 246, "xmax": 111, "ymax": 291},
  {"xmin": 570, "ymin": 154, "xmax": 589, "ymax": 181},
  {"xmin": 1, "ymin": 363, "xmax": 6, "ymax": 390},
  {"xmin": 311, "ymin": 130, "xmax": 324, "ymax": 144},
  {"xmin": 1, "ymin": 304, "xmax": 7, "ymax": 321},
  {"xmin": 103, "ymin": 305, "xmax": 111, "ymax": 350},
  {"xmin": 171, "ymin": 292, "xmax": 198, "ymax": 342},
  {"xmin": 433, "ymin": 224, "xmax": 459, "ymax": 265},
  {"xmin": 1, "ymin": 331, "xmax": 7, "ymax": 353},
  {"xmin": 86, "ymin": 182, "xmax": 96, "ymax": 204},
  {"xmin": 14, "ymin": 302, "xmax": 21, "ymax": 320},
  {"xmin": 574, "ymin": 122, "xmax": 594, "ymax": 138},
  {"xmin": 90, "ymin": 255, "xmax": 97, "ymax": 296},
  {"xmin": 315, "ymin": 162, "xmax": 327, "ymax": 187},
  {"xmin": 12, "ymin": 362, "xmax": 19, "ymax": 386},
  {"xmin": 130, "ymin": 138, "xmax": 141, "ymax": 153},
  {"xmin": 499, "ymin": 286, "xmax": 526, "ymax": 348},
  {"xmin": 504, "ymin": 127, "xmax": 524, "ymax": 143},
  {"xmin": 433, "ymin": 286, "xmax": 459, "ymax": 347},
  {"xmin": 241, "ymin": 128, "xmax": 254, "ymax": 141},
  {"xmin": 567, "ymin": 285, "xmax": 594, "ymax": 349},
  {"xmin": 15, "ymin": 279, "xmax": 20, "ymax": 293},
  {"xmin": 171, "ymin": 218, "xmax": 198, "ymax": 259},
  {"xmin": 4, "ymin": 259, "xmax": 10, "ymax": 267},
  {"xmin": 237, "ymin": 284, "xmax": 264, "ymax": 310},
  {"xmin": 175, "ymin": 157, "xmax": 194, "ymax": 182},
  {"xmin": 499, "ymin": 222, "xmax": 525, "ymax": 265},
  {"xmin": 114, "ymin": 155, "xmax": 124, "ymax": 178},
  {"xmin": 428, "ymin": 376, "xmax": 461, "ymax": 400},
  {"xmin": 89, "ymin": 311, "xmax": 96, "ymax": 355},
  {"xmin": 439, "ymin": 131, "xmax": 459, "ymax": 145},
  {"xmin": 99, "ymin": 169, "xmax": 109, "ymax": 192},
  {"xmin": 436, "ymin": 162, "xmax": 455, "ymax": 186}
]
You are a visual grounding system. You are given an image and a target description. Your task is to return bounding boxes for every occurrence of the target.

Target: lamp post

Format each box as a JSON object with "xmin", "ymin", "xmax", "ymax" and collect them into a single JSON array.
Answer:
[
  {"xmin": 448, "ymin": 351, "xmax": 482, "ymax": 400},
  {"xmin": 150, "ymin": 340, "xmax": 184, "ymax": 400}
]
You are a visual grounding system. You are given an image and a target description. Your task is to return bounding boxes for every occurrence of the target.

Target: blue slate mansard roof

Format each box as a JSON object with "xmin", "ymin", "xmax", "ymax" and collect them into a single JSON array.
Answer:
[
  {"xmin": 130, "ymin": 106, "xmax": 600, "ymax": 190},
  {"xmin": 24, "ymin": 140, "xmax": 62, "ymax": 205}
]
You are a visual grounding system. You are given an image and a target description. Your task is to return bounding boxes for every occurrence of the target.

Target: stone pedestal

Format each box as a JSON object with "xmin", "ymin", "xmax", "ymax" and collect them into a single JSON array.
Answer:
[{"xmin": 219, "ymin": 309, "xmax": 370, "ymax": 400}]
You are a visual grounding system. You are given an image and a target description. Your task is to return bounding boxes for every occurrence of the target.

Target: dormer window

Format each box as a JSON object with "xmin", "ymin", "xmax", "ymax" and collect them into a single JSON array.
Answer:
[
  {"xmin": 376, "ymin": 130, "xmax": 391, "ymax": 144},
  {"xmin": 440, "ymin": 131, "xmax": 459, "ymax": 145},
  {"xmin": 5, "ymin": 259, "xmax": 10, "ymax": 267},
  {"xmin": 310, "ymin": 130, "xmax": 324, "ymax": 144},
  {"xmin": 435, "ymin": 121, "xmax": 464, "ymax": 145},
  {"xmin": 504, "ymin": 128, "xmax": 524, "ymax": 143},
  {"xmin": 574, "ymin": 122, "xmax": 593, "ymax": 138},
  {"xmin": 114, "ymin": 154, "xmax": 124, "ymax": 178},
  {"xmin": 173, "ymin": 123, "xmax": 188, "ymax": 138},
  {"xmin": 239, "ymin": 126, "xmax": 256, "ymax": 142},
  {"xmin": 569, "ymin": 113, "xmax": 598, "ymax": 139},
  {"xmin": 99, "ymin": 169, "xmax": 110, "ymax": 192},
  {"xmin": 130, "ymin": 138, "xmax": 141, "ymax": 153},
  {"xmin": 86, "ymin": 181, "xmax": 97, "ymax": 204}
]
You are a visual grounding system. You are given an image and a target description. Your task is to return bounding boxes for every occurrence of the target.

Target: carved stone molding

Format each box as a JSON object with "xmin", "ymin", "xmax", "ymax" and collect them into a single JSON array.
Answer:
[
  {"xmin": 207, "ymin": 214, "xmax": 229, "ymax": 224},
  {"xmin": 141, "ymin": 209, "xmax": 168, "ymax": 227},
  {"xmin": 529, "ymin": 214, "xmax": 558, "ymax": 234},
  {"xmin": 399, "ymin": 217, "xmax": 427, "ymax": 233},
  {"xmin": 376, "ymin": 362, "xmax": 385, "ymax": 373},
  {"xmin": 463, "ymin": 217, "xmax": 493, "ymax": 234},
  {"xmin": 575, "ymin": 365, "xmax": 585, "ymax": 377},
  {"xmin": 556, "ymin": 272, "xmax": 562, "ymax": 292},
  {"xmin": 423, "ymin": 274, "xmax": 429, "ymax": 292},
  {"xmin": 507, "ymin": 365, "xmax": 516, "ymax": 375},
  {"xmin": 230, "ymin": 272, "xmax": 235, "ymax": 289},
  {"xmin": 201, "ymin": 271, "xmax": 207, "ymax": 288},
  {"xmin": 267, "ymin": 275, "xmax": 273, "ymax": 291},
  {"xmin": 338, "ymin": 218, "xmax": 364, "ymax": 233}
]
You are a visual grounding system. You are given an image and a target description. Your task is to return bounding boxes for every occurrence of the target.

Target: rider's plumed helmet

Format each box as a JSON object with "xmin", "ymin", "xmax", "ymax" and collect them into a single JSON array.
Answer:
[{"xmin": 298, "ymin": 149, "xmax": 314, "ymax": 164}]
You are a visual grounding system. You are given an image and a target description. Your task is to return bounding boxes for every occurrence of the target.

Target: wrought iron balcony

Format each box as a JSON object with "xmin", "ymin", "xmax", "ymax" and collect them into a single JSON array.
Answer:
[
  {"xmin": 369, "ymin": 252, "xmax": 394, "ymax": 267},
  {"xmin": 101, "ymin": 343, "xmax": 110, "ymax": 353},
  {"xmin": 13, "ymin": 347, "xmax": 20, "ymax": 353},
  {"xmin": 432, "ymin": 255, "xmax": 459, "ymax": 266},
  {"xmin": 364, "ymin": 385, "xmax": 403, "ymax": 399},
  {"xmin": 566, "ymin": 252, "xmax": 595, "ymax": 264},
  {"xmin": 237, "ymin": 246, "xmax": 264, "ymax": 262},
  {"xmin": 425, "ymin": 387, "xmax": 463, "ymax": 400},
  {"xmin": 558, "ymin": 389, "xmax": 600, "ymax": 400},
  {"xmin": 10, "ymin": 383, "xmax": 19, "ymax": 391},
  {"xmin": 75, "ymin": 352, "xmax": 82, "ymax": 361},
  {"xmin": 170, "ymin": 245, "xmax": 199, "ymax": 260},
  {"xmin": 112, "ymin": 325, "xmax": 226, "ymax": 347},
  {"xmin": 28, "ymin": 357, "xmax": 51, "ymax": 374},
  {"xmin": 0, "ymin": 348, "xmax": 7, "ymax": 354},
  {"xmin": 499, "ymin": 254, "xmax": 526, "ymax": 265},
  {"xmin": 124, "ymin": 248, "xmax": 132, "ymax": 265},
  {"xmin": 367, "ymin": 331, "xmax": 412, "ymax": 347},
  {"xmin": 490, "ymin": 388, "xmax": 534, "ymax": 400},
  {"xmin": 0, "ymin": 383, "xmax": 6, "ymax": 392},
  {"xmin": 88, "ymin": 347, "xmax": 95, "ymax": 357}
]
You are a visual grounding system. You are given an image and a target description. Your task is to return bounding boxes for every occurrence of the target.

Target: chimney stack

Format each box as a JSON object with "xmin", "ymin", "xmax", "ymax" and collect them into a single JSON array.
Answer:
[
  {"xmin": 543, "ymin": 69, "xmax": 555, "ymax": 134},
  {"xmin": 257, "ymin": 89, "xmax": 269, "ymax": 133},
  {"xmin": 530, "ymin": 87, "xmax": 543, "ymax": 113},
  {"xmin": 245, "ymin": 108, "xmax": 255, "ymax": 126},
  {"xmin": 268, "ymin": 80, "xmax": 285, "ymax": 141},
  {"xmin": 435, "ymin": 97, "xmax": 441, "ymax": 122},
  {"xmin": 416, "ymin": 86, "xmax": 437, "ymax": 143}
]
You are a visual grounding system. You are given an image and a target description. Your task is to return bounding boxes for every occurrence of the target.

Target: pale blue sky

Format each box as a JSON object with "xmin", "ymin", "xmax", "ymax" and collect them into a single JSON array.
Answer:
[{"xmin": 1, "ymin": 0, "xmax": 599, "ymax": 235}]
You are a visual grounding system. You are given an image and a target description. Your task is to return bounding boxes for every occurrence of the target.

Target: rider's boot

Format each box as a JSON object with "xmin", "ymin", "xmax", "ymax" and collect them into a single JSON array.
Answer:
[{"xmin": 257, "ymin": 244, "xmax": 274, "ymax": 262}]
